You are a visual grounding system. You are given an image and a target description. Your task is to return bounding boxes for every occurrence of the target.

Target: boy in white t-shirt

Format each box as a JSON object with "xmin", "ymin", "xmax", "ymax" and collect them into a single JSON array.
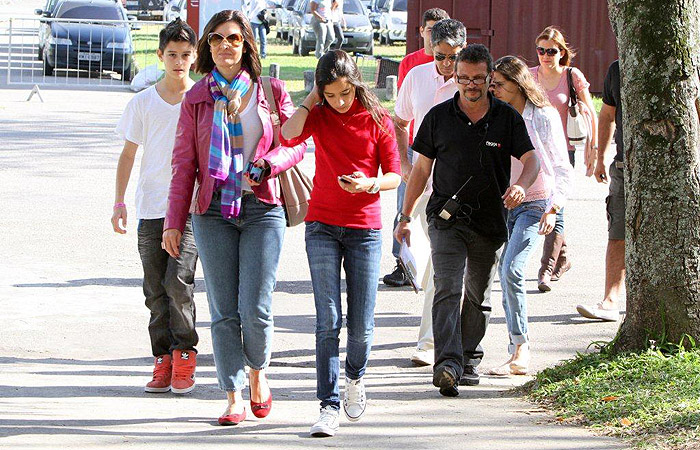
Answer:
[{"xmin": 111, "ymin": 19, "xmax": 199, "ymax": 395}]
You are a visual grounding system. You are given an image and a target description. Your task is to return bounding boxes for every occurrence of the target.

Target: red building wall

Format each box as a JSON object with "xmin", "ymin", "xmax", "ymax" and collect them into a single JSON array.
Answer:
[{"xmin": 407, "ymin": 0, "xmax": 618, "ymax": 92}]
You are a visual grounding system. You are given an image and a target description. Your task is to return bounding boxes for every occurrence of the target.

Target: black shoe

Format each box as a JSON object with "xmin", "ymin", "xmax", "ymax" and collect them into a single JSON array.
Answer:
[
  {"xmin": 459, "ymin": 365, "xmax": 480, "ymax": 386},
  {"xmin": 383, "ymin": 263, "xmax": 409, "ymax": 287},
  {"xmin": 433, "ymin": 365, "xmax": 459, "ymax": 397}
]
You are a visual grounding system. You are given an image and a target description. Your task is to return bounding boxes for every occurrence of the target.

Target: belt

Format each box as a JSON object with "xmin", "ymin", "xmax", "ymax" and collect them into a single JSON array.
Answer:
[
  {"xmin": 242, "ymin": 190, "xmax": 254, "ymax": 196},
  {"xmin": 614, "ymin": 161, "xmax": 624, "ymax": 170}
]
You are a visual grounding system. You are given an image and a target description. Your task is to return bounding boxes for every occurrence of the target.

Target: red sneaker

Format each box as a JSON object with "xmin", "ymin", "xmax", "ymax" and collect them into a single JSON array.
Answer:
[
  {"xmin": 171, "ymin": 349, "xmax": 196, "ymax": 394},
  {"xmin": 145, "ymin": 355, "xmax": 172, "ymax": 393}
]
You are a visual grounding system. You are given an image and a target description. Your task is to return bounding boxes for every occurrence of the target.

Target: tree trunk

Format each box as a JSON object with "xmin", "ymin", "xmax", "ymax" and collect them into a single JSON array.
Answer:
[{"xmin": 608, "ymin": 0, "xmax": 700, "ymax": 351}]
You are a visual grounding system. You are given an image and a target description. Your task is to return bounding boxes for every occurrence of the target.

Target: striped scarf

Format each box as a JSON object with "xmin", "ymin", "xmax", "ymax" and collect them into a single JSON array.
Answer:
[{"xmin": 208, "ymin": 67, "xmax": 253, "ymax": 219}]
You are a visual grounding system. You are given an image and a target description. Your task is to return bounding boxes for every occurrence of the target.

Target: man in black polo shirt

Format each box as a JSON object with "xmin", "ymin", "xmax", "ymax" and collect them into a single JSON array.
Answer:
[{"xmin": 395, "ymin": 44, "xmax": 540, "ymax": 397}]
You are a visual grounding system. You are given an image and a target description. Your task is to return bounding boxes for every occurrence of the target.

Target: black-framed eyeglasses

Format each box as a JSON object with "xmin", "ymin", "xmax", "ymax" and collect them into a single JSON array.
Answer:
[
  {"xmin": 434, "ymin": 52, "xmax": 458, "ymax": 62},
  {"xmin": 536, "ymin": 46, "xmax": 559, "ymax": 56},
  {"xmin": 455, "ymin": 75, "xmax": 490, "ymax": 86}
]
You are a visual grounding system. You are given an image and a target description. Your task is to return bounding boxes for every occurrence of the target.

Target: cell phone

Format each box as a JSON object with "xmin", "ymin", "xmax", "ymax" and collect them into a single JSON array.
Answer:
[
  {"xmin": 245, "ymin": 162, "xmax": 265, "ymax": 183},
  {"xmin": 338, "ymin": 175, "xmax": 354, "ymax": 184}
]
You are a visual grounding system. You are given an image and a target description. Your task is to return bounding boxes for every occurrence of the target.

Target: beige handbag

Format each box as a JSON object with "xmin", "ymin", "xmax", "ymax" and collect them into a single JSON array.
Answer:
[{"xmin": 260, "ymin": 76, "xmax": 313, "ymax": 227}]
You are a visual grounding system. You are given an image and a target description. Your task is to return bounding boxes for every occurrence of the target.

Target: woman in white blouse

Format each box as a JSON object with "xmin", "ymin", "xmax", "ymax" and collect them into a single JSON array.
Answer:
[{"xmin": 488, "ymin": 55, "xmax": 572, "ymax": 375}]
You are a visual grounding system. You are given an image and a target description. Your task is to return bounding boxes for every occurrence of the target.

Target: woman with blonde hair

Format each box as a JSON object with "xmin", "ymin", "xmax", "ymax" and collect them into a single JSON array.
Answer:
[
  {"xmin": 489, "ymin": 55, "xmax": 571, "ymax": 374},
  {"xmin": 530, "ymin": 25, "xmax": 597, "ymax": 291}
]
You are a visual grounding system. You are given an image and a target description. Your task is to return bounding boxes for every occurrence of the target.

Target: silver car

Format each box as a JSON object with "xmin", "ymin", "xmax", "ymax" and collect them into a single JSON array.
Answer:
[{"xmin": 163, "ymin": 0, "xmax": 186, "ymax": 22}]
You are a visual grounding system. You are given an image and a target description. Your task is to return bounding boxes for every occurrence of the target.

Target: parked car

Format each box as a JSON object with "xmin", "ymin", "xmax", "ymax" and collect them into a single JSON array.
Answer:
[
  {"xmin": 163, "ymin": 0, "xmax": 186, "ymax": 22},
  {"xmin": 375, "ymin": 0, "xmax": 406, "ymax": 44},
  {"xmin": 35, "ymin": 0, "xmax": 65, "ymax": 60},
  {"xmin": 40, "ymin": 0, "xmax": 135, "ymax": 81},
  {"xmin": 124, "ymin": 0, "xmax": 164, "ymax": 20},
  {"xmin": 289, "ymin": 0, "xmax": 373, "ymax": 56},
  {"xmin": 274, "ymin": 0, "xmax": 296, "ymax": 42}
]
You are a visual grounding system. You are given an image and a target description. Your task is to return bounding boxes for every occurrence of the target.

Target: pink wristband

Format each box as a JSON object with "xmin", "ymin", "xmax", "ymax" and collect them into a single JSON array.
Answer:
[{"xmin": 114, "ymin": 202, "xmax": 126, "ymax": 209}]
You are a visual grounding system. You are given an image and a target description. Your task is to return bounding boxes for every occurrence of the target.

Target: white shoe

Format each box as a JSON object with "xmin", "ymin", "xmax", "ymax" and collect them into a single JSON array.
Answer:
[
  {"xmin": 410, "ymin": 348, "xmax": 434, "ymax": 366},
  {"xmin": 343, "ymin": 377, "xmax": 366, "ymax": 422},
  {"xmin": 310, "ymin": 406, "xmax": 339, "ymax": 437},
  {"xmin": 576, "ymin": 303, "xmax": 620, "ymax": 322}
]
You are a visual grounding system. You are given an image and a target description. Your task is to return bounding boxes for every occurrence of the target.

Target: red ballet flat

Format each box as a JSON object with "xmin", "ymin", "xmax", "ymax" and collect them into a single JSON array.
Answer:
[
  {"xmin": 250, "ymin": 387, "xmax": 272, "ymax": 418},
  {"xmin": 218, "ymin": 408, "xmax": 246, "ymax": 426}
]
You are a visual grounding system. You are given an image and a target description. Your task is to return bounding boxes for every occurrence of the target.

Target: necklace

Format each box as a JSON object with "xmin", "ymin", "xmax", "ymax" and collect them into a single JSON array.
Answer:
[{"xmin": 338, "ymin": 112, "xmax": 358, "ymax": 127}]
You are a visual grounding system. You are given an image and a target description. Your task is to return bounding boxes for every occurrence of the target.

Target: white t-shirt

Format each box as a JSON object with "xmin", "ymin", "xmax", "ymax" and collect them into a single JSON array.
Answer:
[
  {"xmin": 238, "ymin": 83, "xmax": 263, "ymax": 191},
  {"xmin": 249, "ymin": 0, "xmax": 266, "ymax": 24},
  {"xmin": 331, "ymin": 0, "xmax": 343, "ymax": 23},
  {"xmin": 115, "ymin": 85, "xmax": 182, "ymax": 220},
  {"xmin": 310, "ymin": 0, "xmax": 332, "ymax": 20},
  {"xmin": 394, "ymin": 61, "xmax": 458, "ymax": 196}
]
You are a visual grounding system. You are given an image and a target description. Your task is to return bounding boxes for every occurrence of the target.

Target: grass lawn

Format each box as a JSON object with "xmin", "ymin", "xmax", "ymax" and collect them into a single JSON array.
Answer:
[
  {"xmin": 524, "ymin": 345, "xmax": 700, "ymax": 449},
  {"xmin": 131, "ymin": 26, "xmax": 406, "ymax": 110}
]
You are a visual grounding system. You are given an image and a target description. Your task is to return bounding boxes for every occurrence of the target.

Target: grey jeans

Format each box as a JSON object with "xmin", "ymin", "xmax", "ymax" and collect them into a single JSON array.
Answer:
[
  {"xmin": 311, "ymin": 16, "xmax": 334, "ymax": 58},
  {"xmin": 137, "ymin": 217, "xmax": 198, "ymax": 356},
  {"xmin": 428, "ymin": 217, "xmax": 503, "ymax": 376}
]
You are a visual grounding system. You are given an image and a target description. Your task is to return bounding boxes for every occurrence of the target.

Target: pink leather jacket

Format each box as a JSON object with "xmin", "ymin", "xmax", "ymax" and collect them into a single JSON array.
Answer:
[{"xmin": 165, "ymin": 76, "xmax": 307, "ymax": 232}]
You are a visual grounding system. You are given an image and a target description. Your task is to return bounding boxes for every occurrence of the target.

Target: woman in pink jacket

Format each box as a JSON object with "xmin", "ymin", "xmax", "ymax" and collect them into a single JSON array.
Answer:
[{"xmin": 162, "ymin": 10, "xmax": 306, "ymax": 426}]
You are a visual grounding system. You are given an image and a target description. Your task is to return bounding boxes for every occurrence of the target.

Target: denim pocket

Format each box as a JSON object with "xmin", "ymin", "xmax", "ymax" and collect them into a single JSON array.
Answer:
[
  {"xmin": 522, "ymin": 201, "xmax": 547, "ymax": 213},
  {"xmin": 305, "ymin": 220, "xmax": 322, "ymax": 234}
]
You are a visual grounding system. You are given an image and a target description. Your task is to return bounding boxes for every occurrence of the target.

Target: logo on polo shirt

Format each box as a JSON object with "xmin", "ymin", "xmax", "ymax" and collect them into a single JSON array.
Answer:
[{"xmin": 485, "ymin": 141, "xmax": 502, "ymax": 148}]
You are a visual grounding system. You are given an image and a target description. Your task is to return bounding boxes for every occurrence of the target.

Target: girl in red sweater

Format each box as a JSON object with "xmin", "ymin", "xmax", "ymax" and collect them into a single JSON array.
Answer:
[{"xmin": 281, "ymin": 50, "xmax": 400, "ymax": 438}]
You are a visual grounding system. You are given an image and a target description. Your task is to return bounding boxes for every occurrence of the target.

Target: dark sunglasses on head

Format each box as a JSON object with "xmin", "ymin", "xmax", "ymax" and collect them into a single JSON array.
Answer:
[
  {"xmin": 434, "ymin": 52, "xmax": 458, "ymax": 62},
  {"xmin": 207, "ymin": 32, "xmax": 244, "ymax": 47},
  {"xmin": 536, "ymin": 46, "xmax": 559, "ymax": 56},
  {"xmin": 455, "ymin": 75, "xmax": 489, "ymax": 86}
]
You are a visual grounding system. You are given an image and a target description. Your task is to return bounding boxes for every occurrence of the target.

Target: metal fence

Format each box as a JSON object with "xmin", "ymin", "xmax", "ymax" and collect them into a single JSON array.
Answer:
[
  {"xmin": 4, "ymin": 16, "xmax": 169, "ymax": 88},
  {"xmin": 355, "ymin": 54, "xmax": 400, "ymax": 89}
]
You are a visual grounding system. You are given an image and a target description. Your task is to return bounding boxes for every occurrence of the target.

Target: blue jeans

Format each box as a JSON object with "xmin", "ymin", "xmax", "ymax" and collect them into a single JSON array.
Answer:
[
  {"xmin": 499, "ymin": 199, "xmax": 547, "ymax": 354},
  {"xmin": 554, "ymin": 207, "xmax": 565, "ymax": 234},
  {"xmin": 192, "ymin": 192, "xmax": 285, "ymax": 391},
  {"xmin": 305, "ymin": 221, "xmax": 382, "ymax": 410},
  {"xmin": 251, "ymin": 22, "xmax": 267, "ymax": 58}
]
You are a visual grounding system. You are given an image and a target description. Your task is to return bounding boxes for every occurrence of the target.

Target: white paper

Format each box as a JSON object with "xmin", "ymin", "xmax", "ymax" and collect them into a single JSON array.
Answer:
[{"xmin": 398, "ymin": 240, "xmax": 420, "ymax": 293}]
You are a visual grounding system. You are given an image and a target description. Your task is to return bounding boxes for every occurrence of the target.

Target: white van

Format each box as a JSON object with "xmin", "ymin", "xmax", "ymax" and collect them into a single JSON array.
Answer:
[{"xmin": 376, "ymin": 0, "xmax": 406, "ymax": 44}]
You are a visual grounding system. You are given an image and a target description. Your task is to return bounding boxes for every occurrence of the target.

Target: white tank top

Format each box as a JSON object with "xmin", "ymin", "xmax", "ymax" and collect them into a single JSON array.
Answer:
[{"xmin": 239, "ymin": 83, "xmax": 264, "ymax": 191}]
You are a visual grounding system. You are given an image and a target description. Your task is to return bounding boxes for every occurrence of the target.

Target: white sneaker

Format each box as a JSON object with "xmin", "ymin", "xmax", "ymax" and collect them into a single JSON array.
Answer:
[
  {"xmin": 343, "ymin": 377, "xmax": 366, "ymax": 422},
  {"xmin": 576, "ymin": 303, "xmax": 620, "ymax": 322},
  {"xmin": 310, "ymin": 406, "xmax": 339, "ymax": 437},
  {"xmin": 410, "ymin": 348, "xmax": 434, "ymax": 366}
]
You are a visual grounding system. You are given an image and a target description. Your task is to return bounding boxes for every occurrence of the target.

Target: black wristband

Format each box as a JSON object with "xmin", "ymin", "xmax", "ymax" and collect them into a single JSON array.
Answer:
[{"xmin": 299, "ymin": 104, "xmax": 310, "ymax": 113}]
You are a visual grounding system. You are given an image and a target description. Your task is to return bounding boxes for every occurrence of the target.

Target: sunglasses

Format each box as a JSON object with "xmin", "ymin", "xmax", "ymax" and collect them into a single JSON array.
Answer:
[
  {"xmin": 207, "ymin": 32, "xmax": 244, "ymax": 47},
  {"xmin": 455, "ymin": 75, "xmax": 489, "ymax": 86},
  {"xmin": 434, "ymin": 52, "xmax": 458, "ymax": 62},
  {"xmin": 536, "ymin": 46, "xmax": 559, "ymax": 56}
]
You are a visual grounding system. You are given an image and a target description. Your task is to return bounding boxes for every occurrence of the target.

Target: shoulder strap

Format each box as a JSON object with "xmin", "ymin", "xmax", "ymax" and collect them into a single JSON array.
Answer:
[
  {"xmin": 260, "ymin": 76, "xmax": 280, "ymax": 148},
  {"xmin": 260, "ymin": 76, "xmax": 279, "ymax": 124},
  {"xmin": 567, "ymin": 68, "xmax": 578, "ymax": 106}
]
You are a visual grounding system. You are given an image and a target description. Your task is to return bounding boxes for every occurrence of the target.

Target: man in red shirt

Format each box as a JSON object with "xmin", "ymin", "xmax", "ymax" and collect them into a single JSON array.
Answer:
[{"xmin": 384, "ymin": 7, "xmax": 450, "ymax": 287}]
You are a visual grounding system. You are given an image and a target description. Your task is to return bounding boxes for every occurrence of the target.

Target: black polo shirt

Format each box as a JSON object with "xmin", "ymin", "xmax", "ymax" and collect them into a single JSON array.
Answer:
[{"xmin": 412, "ymin": 92, "xmax": 534, "ymax": 242}]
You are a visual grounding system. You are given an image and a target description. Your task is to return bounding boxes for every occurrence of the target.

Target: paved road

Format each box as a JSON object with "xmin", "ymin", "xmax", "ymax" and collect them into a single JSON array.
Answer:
[
  {"xmin": 0, "ymin": 3, "xmax": 627, "ymax": 446},
  {"xmin": 0, "ymin": 84, "xmax": 627, "ymax": 449}
]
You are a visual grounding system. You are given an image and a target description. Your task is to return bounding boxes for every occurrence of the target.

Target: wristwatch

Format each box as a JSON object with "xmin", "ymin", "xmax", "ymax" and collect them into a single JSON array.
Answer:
[
  {"xmin": 549, "ymin": 204, "xmax": 561, "ymax": 214},
  {"xmin": 398, "ymin": 213, "xmax": 412, "ymax": 223},
  {"xmin": 367, "ymin": 178, "xmax": 380, "ymax": 194}
]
